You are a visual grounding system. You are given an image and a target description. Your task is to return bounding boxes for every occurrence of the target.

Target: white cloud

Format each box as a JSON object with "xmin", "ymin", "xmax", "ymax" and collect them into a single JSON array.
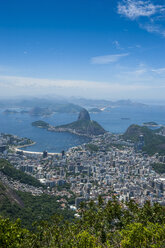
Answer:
[
  {"xmin": 91, "ymin": 53, "xmax": 129, "ymax": 64},
  {"xmin": 117, "ymin": 0, "xmax": 165, "ymax": 20},
  {"xmin": 140, "ymin": 23, "xmax": 165, "ymax": 36},
  {"xmin": 113, "ymin": 40, "xmax": 123, "ymax": 50},
  {"xmin": 117, "ymin": 1, "xmax": 165, "ymax": 37},
  {"xmin": 0, "ymin": 75, "xmax": 124, "ymax": 90},
  {"xmin": 0, "ymin": 74, "xmax": 165, "ymax": 100},
  {"xmin": 151, "ymin": 67, "xmax": 165, "ymax": 74},
  {"xmin": 121, "ymin": 64, "xmax": 164, "ymax": 78}
]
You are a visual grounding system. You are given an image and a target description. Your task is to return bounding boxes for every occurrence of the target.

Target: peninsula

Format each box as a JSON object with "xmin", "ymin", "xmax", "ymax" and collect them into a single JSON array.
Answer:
[{"xmin": 32, "ymin": 108, "xmax": 106, "ymax": 137}]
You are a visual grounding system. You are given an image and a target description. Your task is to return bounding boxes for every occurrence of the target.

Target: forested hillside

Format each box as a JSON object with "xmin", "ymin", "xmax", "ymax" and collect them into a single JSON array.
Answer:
[
  {"xmin": 0, "ymin": 159, "xmax": 43, "ymax": 188},
  {"xmin": 123, "ymin": 124, "xmax": 165, "ymax": 155}
]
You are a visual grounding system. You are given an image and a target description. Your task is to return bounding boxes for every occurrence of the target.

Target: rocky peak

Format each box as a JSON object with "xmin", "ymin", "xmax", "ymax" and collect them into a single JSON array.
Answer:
[{"xmin": 78, "ymin": 108, "xmax": 90, "ymax": 121}]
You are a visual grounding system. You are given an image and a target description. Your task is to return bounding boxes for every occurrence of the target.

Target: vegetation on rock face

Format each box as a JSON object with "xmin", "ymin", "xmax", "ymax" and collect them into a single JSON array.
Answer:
[
  {"xmin": 123, "ymin": 124, "xmax": 165, "ymax": 155},
  {"xmin": 0, "ymin": 181, "xmax": 24, "ymax": 209},
  {"xmin": 56, "ymin": 108, "xmax": 106, "ymax": 136},
  {"xmin": 58, "ymin": 119, "xmax": 106, "ymax": 136},
  {"xmin": 0, "ymin": 197, "xmax": 165, "ymax": 247}
]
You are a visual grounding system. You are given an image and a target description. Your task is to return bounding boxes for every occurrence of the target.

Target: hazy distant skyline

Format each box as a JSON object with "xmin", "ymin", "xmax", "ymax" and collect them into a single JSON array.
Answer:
[{"xmin": 0, "ymin": 0, "xmax": 165, "ymax": 100}]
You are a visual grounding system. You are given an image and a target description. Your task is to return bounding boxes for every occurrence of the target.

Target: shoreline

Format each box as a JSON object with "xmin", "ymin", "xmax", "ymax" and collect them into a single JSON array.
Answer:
[
  {"xmin": 9, "ymin": 128, "xmax": 94, "ymax": 156},
  {"xmin": 10, "ymin": 133, "xmax": 90, "ymax": 156},
  {"xmin": 14, "ymin": 141, "xmax": 36, "ymax": 149},
  {"xmin": 12, "ymin": 141, "xmax": 62, "ymax": 156},
  {"xmin": 15, "ymin": 148, "xmax": 61, "ymax": 156}
]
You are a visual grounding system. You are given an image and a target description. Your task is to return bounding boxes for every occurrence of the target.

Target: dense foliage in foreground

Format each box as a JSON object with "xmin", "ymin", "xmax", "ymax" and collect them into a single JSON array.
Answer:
[{"xmin": 0, "ymin": 197, "xmax": 165, "ymax": 248}]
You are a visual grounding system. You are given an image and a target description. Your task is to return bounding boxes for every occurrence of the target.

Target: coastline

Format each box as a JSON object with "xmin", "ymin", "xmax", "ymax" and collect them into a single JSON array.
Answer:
[
  {"xmin": 12, "ymin": 141, "xmax": 62, "ymax": 156},
  {"xmin": 10, "ymin": 133, "xmax": 89, "ymax": 156},
  {"xmin": 15, "ymin": 148, "xmax": 61, "ymax": 156},
  {"xmin": 14, "ymin": 141, "xmax": 36, "ymax": 149}
]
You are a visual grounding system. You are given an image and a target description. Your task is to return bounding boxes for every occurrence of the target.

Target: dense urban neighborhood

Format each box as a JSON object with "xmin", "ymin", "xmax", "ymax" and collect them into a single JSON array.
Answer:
[{"xmin": 0, "ymin": 131, "xmax": 165, "ymax": 211}]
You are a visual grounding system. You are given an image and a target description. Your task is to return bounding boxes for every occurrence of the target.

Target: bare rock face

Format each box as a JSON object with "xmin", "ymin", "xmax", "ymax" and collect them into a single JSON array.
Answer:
[{"xmin": 78, "ymin": 108, "xmax": 90, "ymax": 121}]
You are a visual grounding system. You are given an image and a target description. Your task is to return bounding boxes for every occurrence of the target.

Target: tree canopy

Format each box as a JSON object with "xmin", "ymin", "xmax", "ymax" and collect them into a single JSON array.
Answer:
[{"xmin": 0, "ymin": 197, "xmax": 165, "ymax": 247}]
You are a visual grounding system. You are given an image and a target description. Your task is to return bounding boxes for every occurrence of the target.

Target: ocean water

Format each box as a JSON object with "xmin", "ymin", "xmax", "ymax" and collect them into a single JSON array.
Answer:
[{"xmin": 0, "ymin": 105, "xmax": 165, "ymax": 152}]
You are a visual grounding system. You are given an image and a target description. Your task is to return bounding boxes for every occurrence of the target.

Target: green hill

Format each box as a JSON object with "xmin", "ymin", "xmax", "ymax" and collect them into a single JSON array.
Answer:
[
  {"xmin": 0, "ymin": 181, "xmax": 73, "ymax": 229},
  {"xmin": 57, "ymin": 108, "xmax": 106, "ymax": 136},
  {"xmin": 0, "ymin": 159, "xmax": 43, "ymax": 188},
  {"xmin": 58, "ymin": 119, "xmax": 106, "ymax": 136},
  {"xmin": 32, "ymin": 120, "xmax": 49, "ymax": 128},
  {"xmin": 0, "ymin": 160, "xmax": 74, "ymax": 229},
  {"xmin": 123, "ymin": 124, "xmax": 165, "ymax": 155}
]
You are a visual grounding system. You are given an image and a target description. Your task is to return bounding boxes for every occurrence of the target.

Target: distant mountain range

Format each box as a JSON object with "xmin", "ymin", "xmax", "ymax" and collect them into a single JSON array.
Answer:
[
  {"xmin": 2, "ymin": 97, "xmax": 165, "ymax": 117},
  {"xmin": 69, "ymin": 98, "xmax": 148, "ymax": 109},
  {"xmin": 3, "ymin": 104, "xmax": 83, "ymax": 116},
  {"xmin": 0, "ymin": 96, "xmax": 155, "ymax": 109}
]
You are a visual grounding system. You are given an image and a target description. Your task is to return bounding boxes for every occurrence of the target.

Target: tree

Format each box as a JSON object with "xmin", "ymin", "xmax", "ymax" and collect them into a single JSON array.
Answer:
[
  {"xmin": 120, "ymin": 222, "xmax": 165, "ymax": 248},
  {"xmin": 0, "ymin": 217, "xmax": 30, "ymax": 248}
]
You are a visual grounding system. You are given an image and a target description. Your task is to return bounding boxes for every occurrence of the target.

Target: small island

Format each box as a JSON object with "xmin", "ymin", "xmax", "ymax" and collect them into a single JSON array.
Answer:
[
  {"xmin": 32, "ymin": 120, "xmax": 50, "ymax": 128},
  {"xmin": 32, "ymin": 109, "xmax": 106, "ymax": 137},
  {"xmin": 143, "ymin": 121, "xmax": 158, "ymax": 126}
]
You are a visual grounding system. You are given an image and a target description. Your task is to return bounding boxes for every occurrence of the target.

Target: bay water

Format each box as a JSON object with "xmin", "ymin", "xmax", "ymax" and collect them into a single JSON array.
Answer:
[{"xmin": 0, "ymin": 105, "xmax": 165, "ymax": 153}]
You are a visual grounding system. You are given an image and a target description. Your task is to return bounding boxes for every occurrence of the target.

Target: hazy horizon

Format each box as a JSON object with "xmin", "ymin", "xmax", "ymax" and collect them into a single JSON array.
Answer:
[{"xmin": 1, "ymin": 94, "xmax": 165, "ymax": 107}]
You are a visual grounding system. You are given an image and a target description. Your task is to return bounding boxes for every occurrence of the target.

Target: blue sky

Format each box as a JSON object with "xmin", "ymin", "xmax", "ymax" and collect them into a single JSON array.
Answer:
[{"xmin": 0, "ymin": 0, "xmax": 165, "ymax": 100}]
